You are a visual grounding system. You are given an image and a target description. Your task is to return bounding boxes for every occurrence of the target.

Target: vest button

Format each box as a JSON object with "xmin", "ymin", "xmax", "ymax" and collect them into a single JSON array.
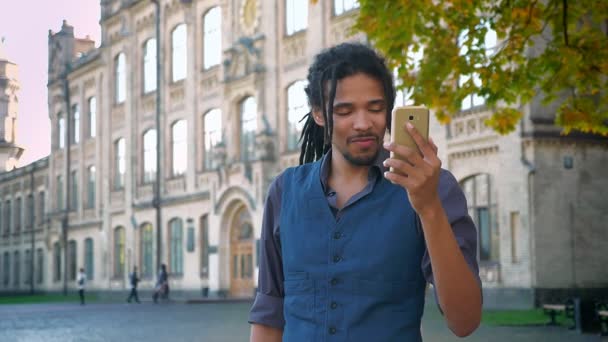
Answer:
[
  {"xmin": 330, "ymin": 301, "xmax": 338, "ymax": 309},
  {"xmin": 333, "ymin": 232, "xmax": 342, "ymax": 239},
  {"xmin": 329, "ymin": 327, "xmax": 337, "ymax": 335},
  {"xmin": 333, "ymin": 255, "xmax": 341, "ymax": 263},
  {"xmin": 330, "ymin": 278, "xmax": 338, "ymax": 286}
]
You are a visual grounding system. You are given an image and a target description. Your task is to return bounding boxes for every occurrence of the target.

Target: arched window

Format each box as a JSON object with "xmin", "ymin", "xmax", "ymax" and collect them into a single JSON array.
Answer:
[
  {"xmin": 71, "ymin": 104, "xmax": 80, "ymax": 144},
  {"xmin": 88, "ymin": 97, "xmax": 96, "ymax": 138},
  {"xmin": 203, "ymin": 7, "xmax": 222, "ymax": 69},
  {"xmin": 53, "ymin": 242, "xmax": 61, "ymax": 282},
  {"xmin": 58, "ymin": 113, "xmax": 65, "ymax": 149},
  {"xmin": 114, "ymin": 138, "xmax": 126, "ymax": 189},
  {"xmin": 115, "ymin": 53, "xmax": 126, "ymax": 103},
  {"xmin": 286, "ymin": 0, "xmax": 308, "ymax": 35},
  {"xmin": 172, "ymin": 24, "xmax": 187, "ymax": 82},
  {"xmin": 203, "ymin": 109, "xmax": 222, "ymax": 170},
  {"xmin": 171, "ymin": 120, "xmax": 188, "ymax": 176},
  {"xmin": 68, "ymin": 240, "xmax": 77, "ymax": 281},
  {"xmin": 140, "ymin": 223, "xmax": 154, "ymax": 278},
  {"xmin": 143, "ymin": 129, "xmax": 157, "ymax": 182},
  {"xmin": 143, "ymin": 38, "xmax": 157, "ymax": 93},
  {"xmin": 240, "ymin": 97, "xmax": 257, "ymax": 161},
  {"xmin": 460, "ymin": 174, "xmax": 498, "ymax": 262},
  {"xmin": 286, "ymin": 80, "xmax": 308, "ymax": 150},
  {"xmin": 84, "ymin": 238, "xmax": 94, "ymax": 280},
  {"xmin": 114, "ymin": 226, "xmax": 125, "ymax": 278},
  {"xmin": 334, "ymin": 0, "xmax": 359, "ymax": 16},
  {"xmin": 169, "ymin": 218, "xmax": 183, "ymax": 275}
]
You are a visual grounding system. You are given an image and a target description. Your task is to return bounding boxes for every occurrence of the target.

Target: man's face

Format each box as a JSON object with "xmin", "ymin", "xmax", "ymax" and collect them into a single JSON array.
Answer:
[{"xmin": 314, "ymin": 73, "xmax": 387, "ymax": 166}]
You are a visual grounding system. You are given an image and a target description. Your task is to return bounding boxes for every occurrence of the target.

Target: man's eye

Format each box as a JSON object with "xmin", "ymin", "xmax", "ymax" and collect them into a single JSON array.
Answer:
[
  {"xmin": 334, "ymin": 110, "xmax": 352, "ymax": 115},
  {"xmin": 369, "ymin": 107, "xmax": 385, "ymax": 113}
]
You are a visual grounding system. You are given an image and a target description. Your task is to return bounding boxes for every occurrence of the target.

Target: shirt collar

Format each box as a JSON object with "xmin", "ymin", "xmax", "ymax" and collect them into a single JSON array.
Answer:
[{"xmin": 319, "ymin": 148, "xmax": 389, "ymax": 193}]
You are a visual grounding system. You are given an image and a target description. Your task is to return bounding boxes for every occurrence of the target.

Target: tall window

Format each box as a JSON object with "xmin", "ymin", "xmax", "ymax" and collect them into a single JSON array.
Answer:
[
  {"xmin": 13, "ymin": 251, "xmax": 20, "ymax": 286},
  {"xmin": 3, "ymin": 252, "xmax": 9, "ymax": 285},
  {"xmin": 36, "ymin": 248, "xmax": 44, "ymax": 284},
  {"xmin": 114, "ymin": 226, "xmax": 125, "ymax": 278},
  {"xmin": 203, "ymin": 109, "xmax": 222, "ymax": 170},
  {"xmin": 203, "ymin": 7, "xmax": 221, "ymax": 69},
  {"xmin": 26, "ymin": 194, "xmax": 34, "ymax": 230},
  {"xmin": 334, "ymin": 0, "xmax": 359, "ymax": 15},
  {"xmin": 200, "ymin": 215, "xmax": 209, "ymax": 278},
  {"xmin": 286, "ymin": 0, "xmax": 308, "ymax": 35},
  {"xmin": 143, "ymin": 38, "xmax": 157, "ymax": 93},
  {"xmin": 88, "ymin": 97, "xmax": 96, "ymax": 138},
  {"xmin": 25, "ymin": 249, "xmax": 31, "ymax": 285},
  {"xmin": 143, "ymin": 129, "xmax": 157, "ymax": 183},
  {"xmin": 240, "ymin": 97, "xmax": 257, "ymax": 161},
  {"xmin": 140, "ymin": 223, "xmax": 154, "ymax": 278},
  {"xmin": 68, "ymin": 240, "xmax": 77, "ymax": 281},
  {"xmin": 14, "ymin": 197, "xmax": 21, "ymax": 233},
  {"xmin": 38, "ymin": 191, "xmax": 45, "ymax": 225},
  {"xmin": 287, "ymin": 81, "xmax": 308, "ymax": 150},
  {"xmin": 461, "ymin": 174, "xmax": 497, "ymax": 262},
  {"xmin": 57, "ymin": 175, "xmax": 63, "ymax": 210},
  {"xmin": 71, "ymin": 104, "xmax": 80, "ymax": 144},
  {"xmin": 4, "ymin": 200, "xmax": 11, "ymax": 234},
  {"xmin": 114, "ymin": 138, "xmax": 126, "ymax": 189},
  {"xmin": 58, "ymin": 113, "xmax": 65, "ymax": 149},
  {"xmin": 115, "ymin": 53, "xmax": 126, "ymax": 103},
  {"xmin": 172, "ymin": 24, "xmax": 187, "ymax": 82},
  {"xmin": 84, "ymin": 238, "xmax": 94, "ymax": 280},
  {"xmin": 87, "ymin": 166, "xmax": 96, "ymax": 209},
  {"xmin": 53, "ymin": 242, "xmax": 61, "ymax": 282},
  {"xmin": 172, "ymin": 120, "xmax": 188, "ymax": 176},
  {"xmin": 169, "ymin": 218, "xmax": 183, "ymax": 275},
  {"xmin": 70, "ymin": 170, "xmax": 78, "ymax": 211}
]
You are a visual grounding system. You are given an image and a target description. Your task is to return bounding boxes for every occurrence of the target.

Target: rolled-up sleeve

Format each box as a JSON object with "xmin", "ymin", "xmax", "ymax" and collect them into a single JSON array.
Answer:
[
  {"xmin": 421, "ymin": 170, "xmax": 481, "ymax": 287},
  {"xmin": 248, "ymin": 174, "xmax": 285, "ymax": 329}
]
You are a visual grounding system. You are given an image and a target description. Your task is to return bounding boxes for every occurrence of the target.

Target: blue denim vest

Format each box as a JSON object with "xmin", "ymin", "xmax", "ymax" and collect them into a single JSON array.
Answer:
[{"xmin": 280, "ymin": 160, "xmax": 427, "ymax": 342}]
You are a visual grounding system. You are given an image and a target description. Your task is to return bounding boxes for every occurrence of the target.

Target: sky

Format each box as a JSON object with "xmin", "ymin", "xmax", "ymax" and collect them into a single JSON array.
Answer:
[{"xmin": 0, "ymin": 0, "xmax": 101, "ymax": 166}]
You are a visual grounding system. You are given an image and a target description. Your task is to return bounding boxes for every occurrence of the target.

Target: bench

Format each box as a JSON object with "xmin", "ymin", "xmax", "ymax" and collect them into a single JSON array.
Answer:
[
  {"xmin": 596, "ymin": 302, "xmax": 608, "ymax": 336},
  {"xmin": 543, "ymin": 304, "xmax": 567, "ymax": 326}
]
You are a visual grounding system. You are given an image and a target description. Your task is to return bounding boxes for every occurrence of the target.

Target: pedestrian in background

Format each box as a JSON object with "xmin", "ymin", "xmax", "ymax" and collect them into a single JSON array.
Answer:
[
  {"xmin": 77, "ymin": 268, "xmax": 86, "ymax": 305},
  {"xmin": 127, "ymin": 266, "xmax": 141, "ymax": 303}
]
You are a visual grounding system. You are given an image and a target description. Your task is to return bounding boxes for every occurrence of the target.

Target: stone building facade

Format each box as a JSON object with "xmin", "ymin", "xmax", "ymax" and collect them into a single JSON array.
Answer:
[{"xmin": 0, "ymin": 0, "xmax": 606, "ymax": 307}]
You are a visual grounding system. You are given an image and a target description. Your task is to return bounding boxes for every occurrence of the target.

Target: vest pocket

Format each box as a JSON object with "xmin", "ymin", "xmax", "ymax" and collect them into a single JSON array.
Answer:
[{"xmin": 283, "ymin": 278, "xmax": 316, "ymax": 341}]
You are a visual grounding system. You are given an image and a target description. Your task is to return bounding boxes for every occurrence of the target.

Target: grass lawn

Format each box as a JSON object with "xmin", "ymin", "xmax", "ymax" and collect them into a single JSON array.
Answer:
[
  {"xmin": 0, "ymin": 294, "xmax": 98, "ymax": 305},
  {"xmin": 482, "ymin": 308, "xmax": 570, "ymax": 327}
]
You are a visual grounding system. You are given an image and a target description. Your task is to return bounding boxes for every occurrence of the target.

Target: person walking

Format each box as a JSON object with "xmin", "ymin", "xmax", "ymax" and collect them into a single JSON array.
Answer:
[
  {"xmin": 76, "ymin": 268, "xmax": 86, "ymax": 305},
  {"xmin": 153, "ymin": 264, "xmax": 168, "ymax": 303},
  {"xmin": 127, "ymin": 266, "xmax": 141, "ymax": 303}
]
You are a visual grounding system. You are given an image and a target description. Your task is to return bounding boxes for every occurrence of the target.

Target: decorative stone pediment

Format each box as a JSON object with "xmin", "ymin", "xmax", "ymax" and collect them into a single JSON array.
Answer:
[{"xmin": 223, "ymin": 34, "xmax": 265, "ymax": 82}]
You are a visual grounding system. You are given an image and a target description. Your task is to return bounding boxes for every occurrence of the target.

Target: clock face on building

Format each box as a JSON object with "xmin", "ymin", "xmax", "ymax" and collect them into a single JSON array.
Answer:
[{"xmin": 241, "ymin": 0, "xmax": 258, "ymax": 34}]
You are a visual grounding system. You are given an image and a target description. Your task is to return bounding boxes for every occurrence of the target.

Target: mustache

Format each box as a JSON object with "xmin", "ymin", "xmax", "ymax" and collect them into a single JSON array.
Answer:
[{"xmin": 347, "ymin": 134, "xmax": 379, "ymax": 144}]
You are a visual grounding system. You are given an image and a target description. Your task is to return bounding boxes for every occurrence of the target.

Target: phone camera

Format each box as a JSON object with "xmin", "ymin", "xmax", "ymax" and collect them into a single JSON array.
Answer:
[{"xmin": 409, "ymin": 115, "xmax": 414, "ymax": 120}]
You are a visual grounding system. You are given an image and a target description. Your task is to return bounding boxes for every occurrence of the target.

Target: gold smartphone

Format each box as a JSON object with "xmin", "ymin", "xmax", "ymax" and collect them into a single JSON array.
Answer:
[{"xmin": 390, "ymin": 106, "xmax": 430, "ymax": 162}]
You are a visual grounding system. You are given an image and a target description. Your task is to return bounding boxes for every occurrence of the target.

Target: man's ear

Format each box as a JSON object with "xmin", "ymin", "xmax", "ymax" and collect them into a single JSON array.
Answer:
[{"xmin": 312, "ymin": 109, "xmax": 325, "ymax": 127}]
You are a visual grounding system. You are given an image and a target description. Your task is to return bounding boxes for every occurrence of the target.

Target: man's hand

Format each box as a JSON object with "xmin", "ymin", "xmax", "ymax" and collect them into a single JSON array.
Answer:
[{"xmin": 383, "ymin": 122, "xmax": 442, "ymax": 217}]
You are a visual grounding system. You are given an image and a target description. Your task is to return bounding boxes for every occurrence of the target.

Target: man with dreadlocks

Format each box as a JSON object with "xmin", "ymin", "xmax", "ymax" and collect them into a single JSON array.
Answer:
[{"xmin": 249, "ymin": 43, "xmax": 482, "ymax": 342}]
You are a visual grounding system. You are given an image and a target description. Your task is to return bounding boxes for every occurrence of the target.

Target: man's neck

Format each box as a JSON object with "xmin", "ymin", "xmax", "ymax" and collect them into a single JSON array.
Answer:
[{"xmin": 329, "ymin": 150, "xmax": 371, "ymax": 186}]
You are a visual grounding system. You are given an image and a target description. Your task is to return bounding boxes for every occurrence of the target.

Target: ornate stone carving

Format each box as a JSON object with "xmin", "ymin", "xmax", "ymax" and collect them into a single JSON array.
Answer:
[{"xmin": 223, "ymin": 35, "xmax": 265, "ymax": 82}]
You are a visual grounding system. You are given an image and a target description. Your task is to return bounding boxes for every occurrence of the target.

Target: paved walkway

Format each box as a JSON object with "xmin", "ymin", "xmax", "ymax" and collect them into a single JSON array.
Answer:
[{"xmin": 0, "ymin": 300, "xmax": 603, "ymax": 341}]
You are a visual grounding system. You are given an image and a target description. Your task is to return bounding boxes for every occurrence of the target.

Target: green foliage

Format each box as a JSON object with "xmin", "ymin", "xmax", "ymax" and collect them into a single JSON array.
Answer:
[{"xmin": 352, "ymin": 0, "xmax": 608, "ymax": 136}]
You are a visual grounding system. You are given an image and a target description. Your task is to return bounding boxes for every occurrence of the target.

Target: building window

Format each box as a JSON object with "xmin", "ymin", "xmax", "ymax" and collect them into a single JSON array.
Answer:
[
  {"xmin": 58, "ymin": 113, "xmax": 65, "ymax": 149},
  {"xmin": 87, "ymin": 166, "xmax": 95, "ymax": 209},
  {"xmin": 286, "ymin": 0, "xmax": 308, "ymax": 35},
  {"xmin": 38, "ymin": 191, "xmax": 45, "ymax": 225},
  {"xmin": 114, "ymin": 138, "xmax": 126, "ymax": 189},
  {"xmin": 68, "ymin": 240, "xmax": 77, "ymax": 281},
  {"xmin": 13, "ymin": 251, "xmax": 20, "ymax": 286},
  {"xmin": 203, "ymin": 7, "xmax": 221, "ymax": 69},
  {"xmin": 3, "ymin": 252, "xmax": 9, "ymax": 285},
  {"xmin": 25, "ymin": 249, "xmax": 31, "ymax": 285},
  {"xmin": 26, "ymin": 194, "xmax": 34, "ymax": 230},
  {"xmin": 460, "ymin": 173, "xmax": 498, "ymax": 262},
  {"xmin": 171, "ymin": 120, "xmax": 188, "ymax": 176},
  {"xmin": 53, "ymin": 242, "xmax": 61, "ymax": 282},
  {"xmin": 287, "ymin": 81, "xmax": 308, "ymax": 151},
  {"xmin": 143, "ymin": 38, "xmax": 157, "ymax": 93},
  {"xmin": 88, "ymin": 97, "xmax": 96, "ymax": 138},
  {"xmin": 143, "ymin": 129, "xmax": 157, "ymax": 183},
  {"xmin": 115, "ymin": 53, "xmax": 126, "ymax": 104},
  {"xmin": 114, "ymin": 226, "xmax": 125, "ymax": 278},
  {"xmin": 84, "ymin": 238, "xmax": 94, "ymax": 280},
  {"xmin": 71, "ymin": 104, "xmax": 80, "ymax": 144},
  {"xmin": 203, "ymin": 109, "xmax": 222, "ymax": 170},
  {"xmin": 14, "ymin": 197, "xmax": 21, "ymax": 233},
  {"xmin": 140, "ymin": 223, "xmax": 154, "ymax": 279},
  {"xmin": 172, "ymin": 24, "xmax": 187, "ymax": 82},
  {"xmin": 4, "ymin": 200, "xmax": 11, "ymax": 234},
  {"xmin": 36, "ymin": 248, "xmax": 44, "ymax": 284},
  {"xmin": 169, "ymin": 218, "xmax": 183, "ymax": 275},
  {"xmin": 334, "ymin": 0, "xmax": 359, "ymax": 16},
  {"xmin": 240, "ymin": 97, "xmax": 257, "ymax": 161},
  {"xmin": 70, "ymin": 170, "xmax": 78, "ymax": 211},
  {"xmin": 200, "ymin": 215, "xmax": 209, "ymax": 278}
]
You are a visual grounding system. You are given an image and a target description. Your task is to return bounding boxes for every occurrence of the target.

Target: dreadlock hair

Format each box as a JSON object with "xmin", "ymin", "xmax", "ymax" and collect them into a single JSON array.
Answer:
[{"xmin": 298, "ymin": 43, "xmax": 396, "ymax": 165}]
